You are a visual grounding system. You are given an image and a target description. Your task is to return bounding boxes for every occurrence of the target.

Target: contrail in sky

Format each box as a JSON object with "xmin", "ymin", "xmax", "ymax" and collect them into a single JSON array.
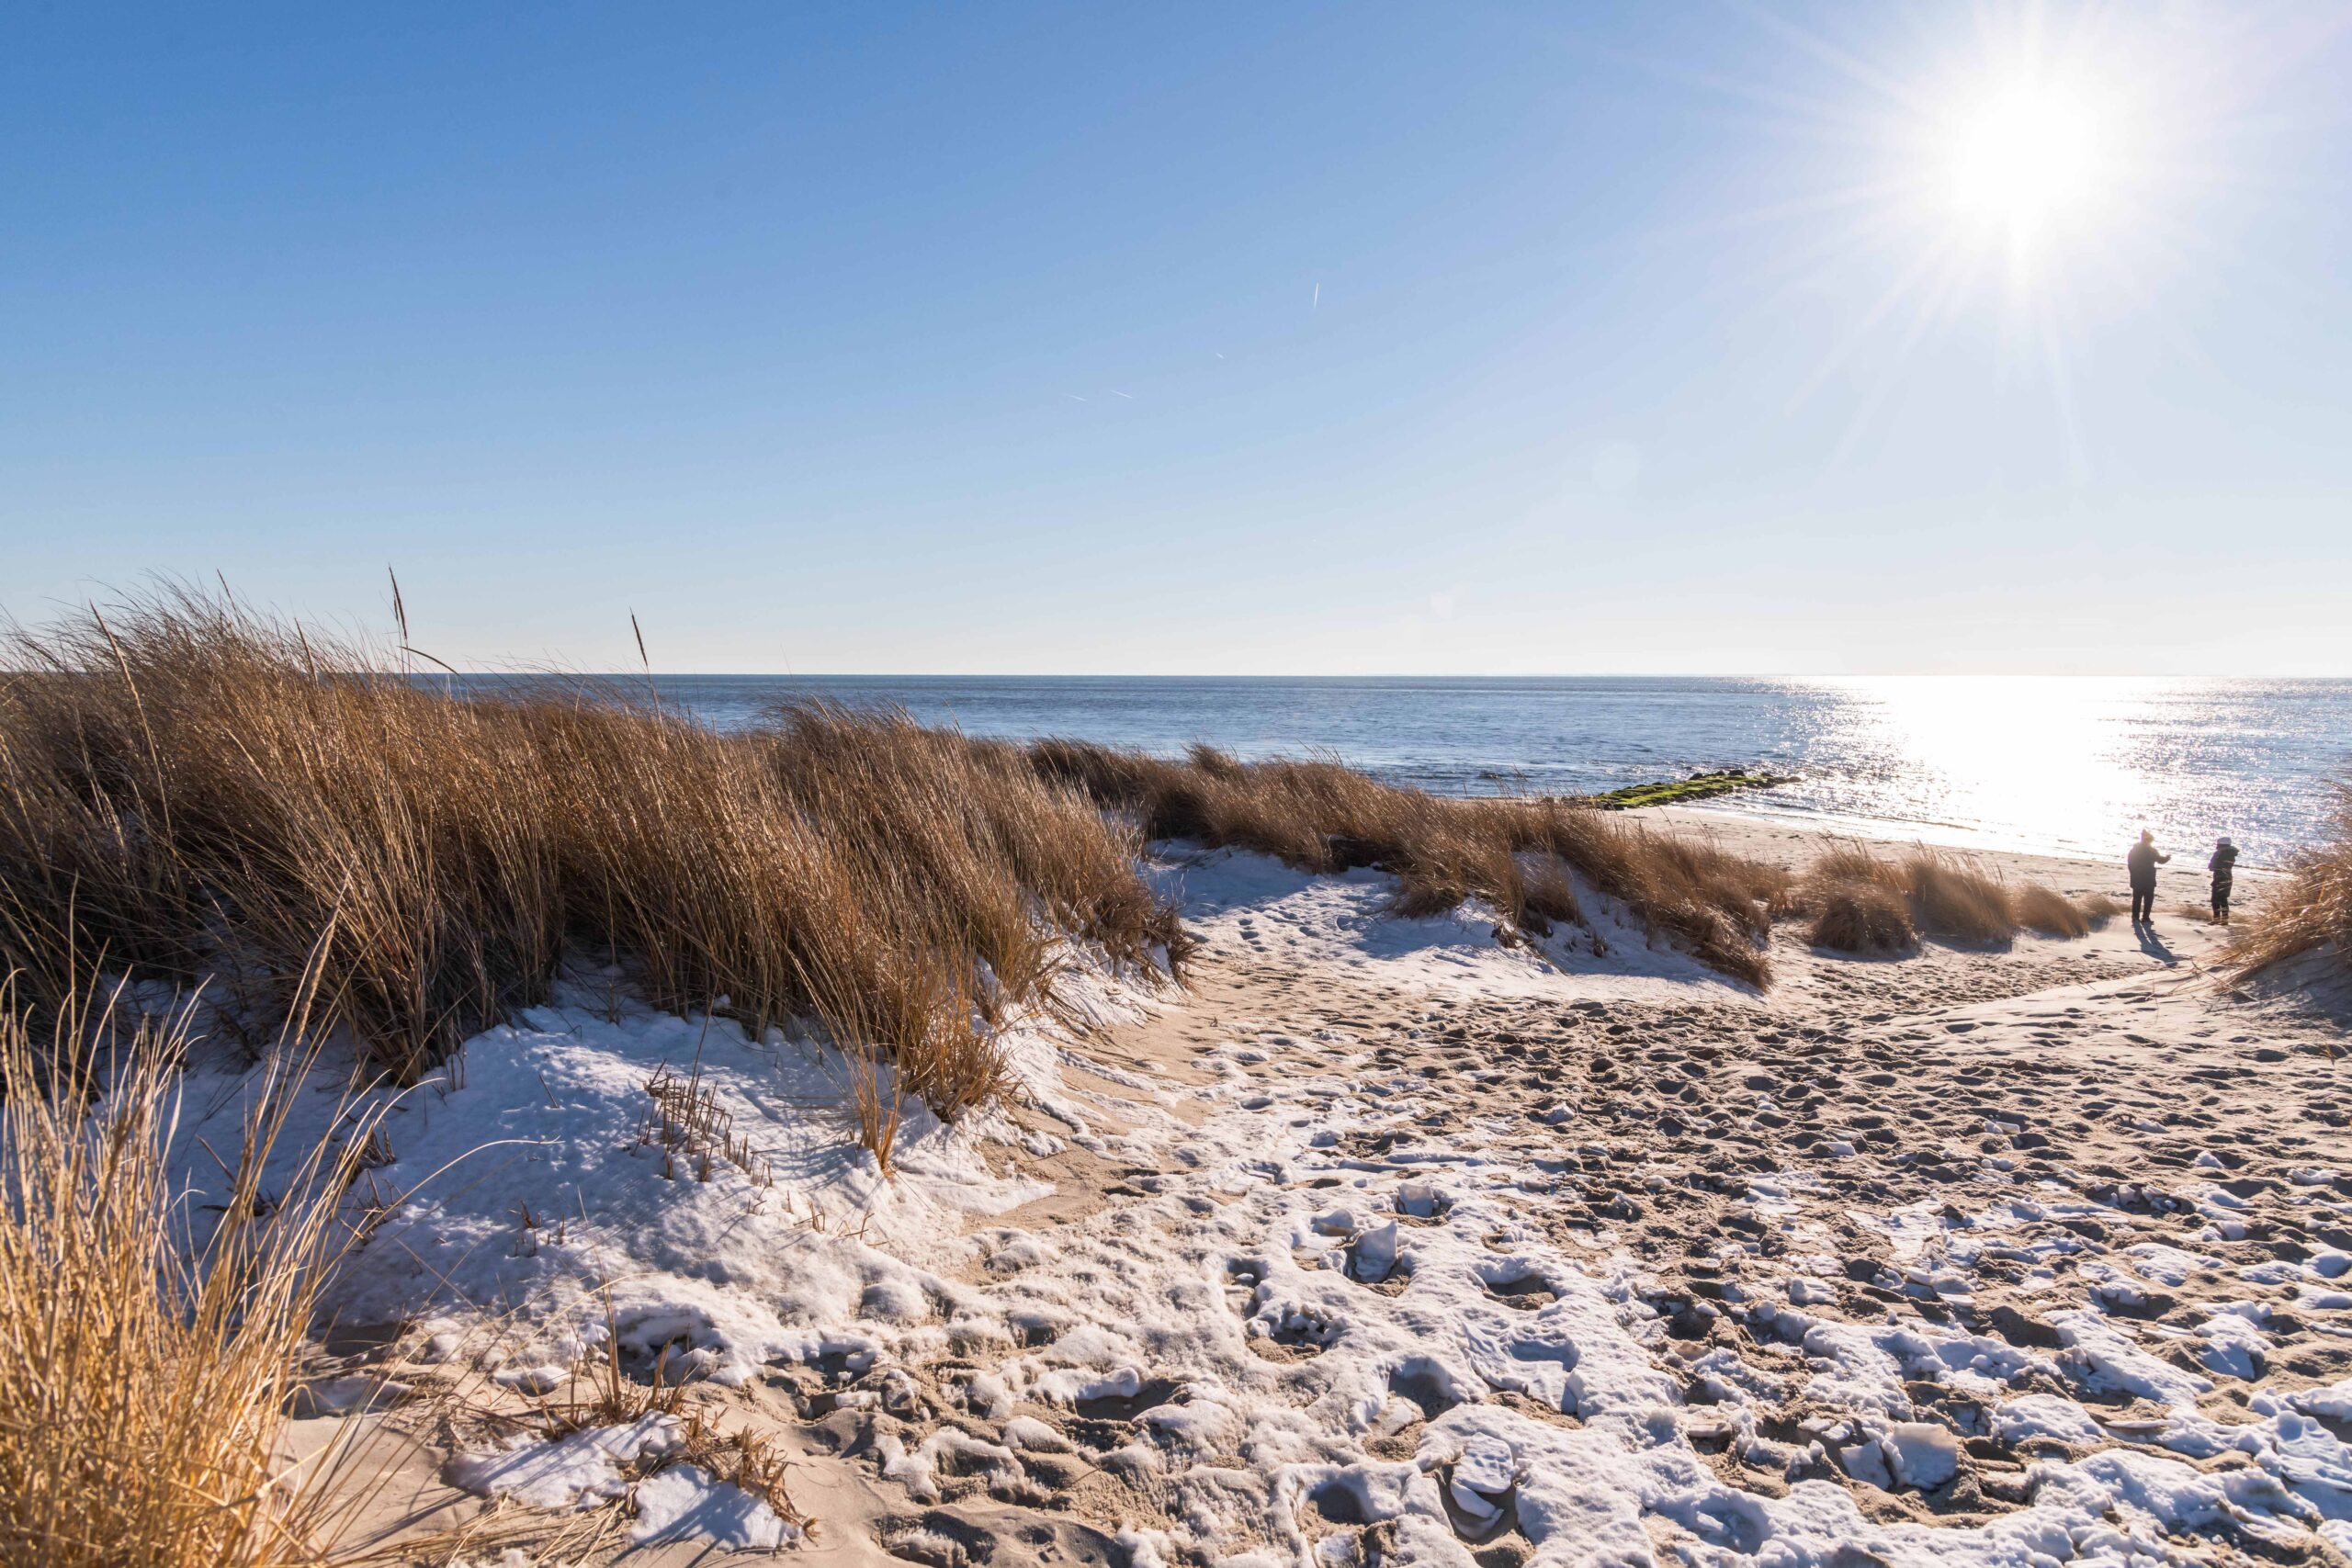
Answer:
[
  {"xmin": 1111, "ymin": 390, "xmax": 1133, "ymax": 399},
  {"xmin": 1312, "ymin": 281, "xmax": 1320, "ymax": 310}
]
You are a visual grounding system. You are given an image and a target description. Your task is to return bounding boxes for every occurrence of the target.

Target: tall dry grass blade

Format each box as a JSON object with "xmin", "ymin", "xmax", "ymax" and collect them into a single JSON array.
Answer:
[
  {"xmin": 0, "ymin": 958, "xmax": 390, "ymax": 1568},
  {"xmin": 386, "ymin": 566, "xmax": 409, "ymax": 658},
  {"xmin": 1, "ymin": 587, "xmax": 1183, "ymax": 1118}
]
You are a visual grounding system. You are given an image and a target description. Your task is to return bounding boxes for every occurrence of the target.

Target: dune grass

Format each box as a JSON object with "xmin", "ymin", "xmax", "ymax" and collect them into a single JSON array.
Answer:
[
  {"xmin": 1027, "ymin": 739, "xmax": 1791, "ymax": 986},
  {"xmin": 2010, "ymin": 884, "xmax": 2096, "ymax": 939},
  {"xmin": 2229, "ymin": 780, "xmax": 2351, "ymax": 977},
  {"xmin": 2, "ymin": 589, "xmax": 2143, "ymax": 1111},
  {"xmin": 0, "ymin": 975, "xmax": 376, "ymax": 1568},
  {"xmin": 2075, "ymin": 892, "xmax": 2126, "ymax": 924},
  {"xmin": 1801, "ymin": 847, "xmax": 1920, "ymax": 953},
  {"xmin": 0, "ymin": 592, "xmax": 1184, "ymax": 1121},
  {"xmin": 1796, "ymin": 842, "xmax": 2108, "ymax": 953},
  {"xmin": 1905, "ymin": 851, "xmax": 2020, "ymax": 943}
]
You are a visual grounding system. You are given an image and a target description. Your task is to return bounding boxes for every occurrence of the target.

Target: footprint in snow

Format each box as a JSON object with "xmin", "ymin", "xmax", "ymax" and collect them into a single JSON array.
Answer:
[{"xmin": 1439, "ymin": 1435, "xmax": 1520, "ymax": 1540}]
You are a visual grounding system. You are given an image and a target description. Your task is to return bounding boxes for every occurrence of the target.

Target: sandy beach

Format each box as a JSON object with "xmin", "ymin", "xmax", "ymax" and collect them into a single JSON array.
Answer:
[
  {"xmin": 14, "ymin": 10, "xmax": 2352, "ymax": 1563},
  {"xmin": 282, "ymin": 813, "xmax": 2352, "ymax": 1568}
]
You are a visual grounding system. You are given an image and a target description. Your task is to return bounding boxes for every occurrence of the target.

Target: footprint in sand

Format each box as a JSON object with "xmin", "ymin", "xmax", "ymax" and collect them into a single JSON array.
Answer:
[
  {"xmin": 1388, "ymin": 1357, "xmax": 1468, "ymax": 1420},
  {"xmin": 1438, "ymin": 1434, "xmax": 1521, "ymax": 1541},
  {"xmin": 1250, "ymin": 1296, "xmax": 1344, "ymax": 1356},
  {"xmin": 1480, "ymin": 1266, "xmax": 1558, "ymax": 1311}
]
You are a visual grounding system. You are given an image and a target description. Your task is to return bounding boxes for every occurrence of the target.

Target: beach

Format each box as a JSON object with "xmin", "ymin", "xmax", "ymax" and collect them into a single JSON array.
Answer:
[
  {"xmin": 14, "ymin": 6, "xmax": 2351, "ymax": 1562},
  {"xmin": 279, "ymin": 814, "xmax": 2352, "ymax": 1568}
]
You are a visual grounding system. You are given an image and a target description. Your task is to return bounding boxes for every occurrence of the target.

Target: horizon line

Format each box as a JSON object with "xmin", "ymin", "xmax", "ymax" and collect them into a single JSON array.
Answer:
[{"xmin": 433, "ymin": 670, "xmax": 2352, "ymax": 682}]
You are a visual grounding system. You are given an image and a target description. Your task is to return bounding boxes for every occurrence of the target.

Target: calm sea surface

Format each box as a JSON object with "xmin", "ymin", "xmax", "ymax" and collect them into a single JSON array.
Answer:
[{"xmin": 466, "ymin": 675, "xmax": 2351, "ymax": 867}]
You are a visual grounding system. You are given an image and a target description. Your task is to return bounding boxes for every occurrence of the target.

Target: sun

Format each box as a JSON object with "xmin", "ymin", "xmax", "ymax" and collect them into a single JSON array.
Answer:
[
  {"xmin": 1668, "ymin": 0, "xmax": 2265, "ymax": 477},
  {"xmin": 1949, "ymin": 83, "xmax": 2104, "ymax": 231}
]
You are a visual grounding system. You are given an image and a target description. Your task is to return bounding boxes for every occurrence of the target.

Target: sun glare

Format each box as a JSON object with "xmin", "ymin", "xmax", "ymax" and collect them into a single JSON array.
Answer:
[
  {"xmin": 1727, "ymin": 2, "xmax": 2218, "ymax": 473},
  {"xmin": 1947, "ymin": 83, "xmax": 2105, "ymax": 236}
]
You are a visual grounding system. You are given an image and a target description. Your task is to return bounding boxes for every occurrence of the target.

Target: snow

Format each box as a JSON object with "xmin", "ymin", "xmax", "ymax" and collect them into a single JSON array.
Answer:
[
  {"xmin": 628, "ymin": 1464, "xmax": 798, "ymax": 1549},
  {"xmin": 1152, "ymin": 845, "xmax": 1758, "ymax": 1005},
  {"xmin": 449, "ymin": 1416, "xmax": 797, "ymax": 1549},
  {"xmin": 1992, "ymin": 1393, "xmax": 2106, "ymax": 1447},
  {"xmin": 1881, "ymin": 1423, "xmax": 1961, "ymax": 1489},
  {"xmin": 2183, "ymin": 1304, "xmax": 2272, "ymax": 1379},
  {"xmin": 157, "ymin": 945, "xmax": 1160, "ymax": 1549},
  {"xmin": 165, "ymin": 956, "xmax": 1154, "ymax": 1392},
  {"xmin": 2051, "ymin": 1309, "xmax": 2214, "ymax": 1408},
  {"xmin": 2289, "ymin": 1380, "xmax": 2352, "ymax": 1423},
  {"xmin": 1350, "ymin": 1220, "xmax": 1401, "ymax": 1283},
  {"xmin": 148, "ymin": 846, "xmax": 2352, "ymax": 1562},
  {"xmin": 447, "ymin": 1416, "xmax": 681, "ymax": 1509}
]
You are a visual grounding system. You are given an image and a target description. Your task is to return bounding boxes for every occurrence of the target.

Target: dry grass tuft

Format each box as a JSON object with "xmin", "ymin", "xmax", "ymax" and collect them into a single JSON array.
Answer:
[
  {"xmin": 0, "ymin": 591, "xmax": 1185, "ymax": 1136},
  {"xmin": 1904, "ymin": 851, "xmax": 2017, "ymax": 943},
  {"xmin": 523, "ymin": 1303, "xmax": 806, "ymax": 1535},
  {"xmin": 1798, "ymin": 842, "xmax": 2104, "ymax": 952},
  {"xmin": 1028, "ymin": 740, "xmax": 1789, "ymax": 986},
  {"xmin": 2076, "ymin": 893, "xmax": 2124, "ymax": 924},
  {"xmin": 2230, "ymin": 780, "xmax": 2352, "ymax": 977},
  {"xmin": 2010, "ymin": 883, "xmax": 2092, "ymax": 939},
  {"xmin": 1799, "ymin": 848, "xmax": 1917, "ymax": 953},
  {"xmin": 1808, "ymin": 886, "xmax": 1917, "ymax": 953},
  {"xmin": 0, "ymin": 973, "xmax": 379, "ymax": 1567}
]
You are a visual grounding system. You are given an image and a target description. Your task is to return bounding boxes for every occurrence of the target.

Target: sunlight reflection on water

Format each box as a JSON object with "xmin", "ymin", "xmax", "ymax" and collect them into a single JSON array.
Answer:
[{"xmin": 1749, "ymin": 677, "xmax": 2346, "ymax": 866}]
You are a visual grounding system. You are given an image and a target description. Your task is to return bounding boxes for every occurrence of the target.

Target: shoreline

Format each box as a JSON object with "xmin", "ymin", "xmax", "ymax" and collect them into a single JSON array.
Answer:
[
  {"xmin": 1648, "ymin": 797, "xmax": 2294, "ymax": 879},
  {"xmin": 1653, "ymin": 802, "xmax": 2280, "ymax": 899}
]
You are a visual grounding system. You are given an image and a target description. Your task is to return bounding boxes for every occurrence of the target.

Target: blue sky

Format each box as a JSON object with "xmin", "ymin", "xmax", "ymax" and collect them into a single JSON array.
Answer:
[{"xmin": 4, "ymin": 2, "xmax": 2347, "ymax": 673}]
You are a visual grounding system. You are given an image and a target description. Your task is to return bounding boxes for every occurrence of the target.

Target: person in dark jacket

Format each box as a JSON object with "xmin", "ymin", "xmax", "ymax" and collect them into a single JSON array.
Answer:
[
  {"xmin": 2127, "ymin": 829, "xmax": 2168, "ymax": 925},
  {"xmin": 2209, "ymin": 837, "xmax": 2238, "ymax": 923}
]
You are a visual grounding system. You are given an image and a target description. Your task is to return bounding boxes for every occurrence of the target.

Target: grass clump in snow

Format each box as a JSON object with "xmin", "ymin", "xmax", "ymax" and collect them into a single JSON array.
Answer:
[
  {"xmin": 527, "ymin": 1306, "xmax": 807, "ymax": 1536},
  {"xmin": 2229, "ymin": 779, "xmax": 2351, "ymax": 978},
  {"xmin": 1796, "ymin": 842, "xmax": 2108, "ymax": 953},
  {"xmin": 0, "ymin": 976, "xmax": 377, "ymax": 1568},
  {"xmin": 1027, "ymin": 740, "xmax": 1791, "ymax": 987},
  {"xmin": 0, "ymin": 589, "xmax": 1185, "ymax": 1122}
]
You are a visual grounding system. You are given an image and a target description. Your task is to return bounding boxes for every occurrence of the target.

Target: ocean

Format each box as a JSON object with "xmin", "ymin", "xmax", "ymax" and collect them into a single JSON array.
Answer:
[{"xmin": 463, "ymin": 674, "xmax": 2351, "ymax": 868}]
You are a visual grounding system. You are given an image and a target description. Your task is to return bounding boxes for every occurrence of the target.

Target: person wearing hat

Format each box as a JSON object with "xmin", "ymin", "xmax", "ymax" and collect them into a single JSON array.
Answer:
[
  {"xmin": 2208, "ymin": 836, "xmax": 2238, "ymax": 923},
  {"xmin": 2127, "ymin": 829, "xmax": 2169, "ymax": 925}
]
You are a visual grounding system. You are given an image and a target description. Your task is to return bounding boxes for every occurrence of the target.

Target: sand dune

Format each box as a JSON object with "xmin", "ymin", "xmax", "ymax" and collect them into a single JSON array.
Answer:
[{"xmin": 270, "ymin": 818, "xmax": 2351, "ymax": 1567}]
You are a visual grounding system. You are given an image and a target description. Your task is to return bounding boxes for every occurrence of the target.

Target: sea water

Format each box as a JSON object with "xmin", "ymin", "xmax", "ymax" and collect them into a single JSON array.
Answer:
[{"xmin": 462, "ymin": 674, "xmax": 2351, "ymax": 867}]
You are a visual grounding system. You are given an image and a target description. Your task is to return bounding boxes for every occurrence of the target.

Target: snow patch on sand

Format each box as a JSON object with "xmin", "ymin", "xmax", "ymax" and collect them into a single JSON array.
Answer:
[
  {"xmin": 151, "ymin": 852, "xmax": 2352, "ymax": 1562},
  {"xmin": 1157, "ymin": 846, "xmax": 1758, "ymax": 1004}
]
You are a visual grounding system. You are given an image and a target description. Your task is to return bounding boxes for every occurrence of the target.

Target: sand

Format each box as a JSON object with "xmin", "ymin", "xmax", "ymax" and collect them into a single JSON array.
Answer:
[{"xmin": 299, "ymin": 816, "xmax": 2352, "ymax": 1567}]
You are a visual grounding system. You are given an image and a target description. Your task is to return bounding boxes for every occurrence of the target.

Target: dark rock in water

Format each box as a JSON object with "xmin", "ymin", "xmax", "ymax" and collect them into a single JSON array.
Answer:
[{"xmin": 1579, "ymin": 769, "xmax": 1799, "ymax": 810}]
